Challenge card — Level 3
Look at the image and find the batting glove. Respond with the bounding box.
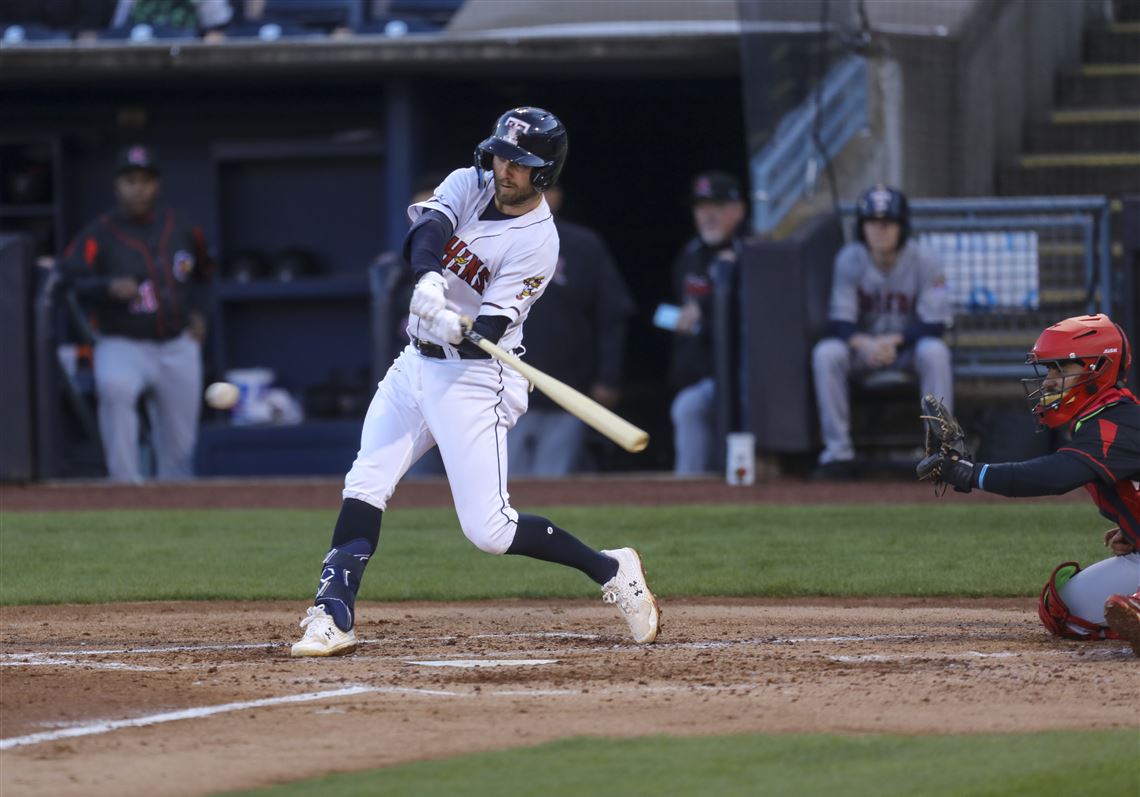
[410,272,447,322]
[426,308,464,345]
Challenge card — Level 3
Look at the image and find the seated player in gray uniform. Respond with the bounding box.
[811,184,953,480]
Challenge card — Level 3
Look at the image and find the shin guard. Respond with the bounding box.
[314,538,372,632]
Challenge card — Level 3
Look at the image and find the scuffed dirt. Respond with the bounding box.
[1,599,1135,797]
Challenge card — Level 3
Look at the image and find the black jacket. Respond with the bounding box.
[61,207,214,341]
[521,218,635,410]
[667,232,744,391]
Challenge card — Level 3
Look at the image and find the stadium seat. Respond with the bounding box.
[353,16,442,36]
[99,24,195,42]
[224,20,316,40]
[1,24,72,44]
[261,0,362,31]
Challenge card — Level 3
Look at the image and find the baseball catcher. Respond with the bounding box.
[916,314,1140,655]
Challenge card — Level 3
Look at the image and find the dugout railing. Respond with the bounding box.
[837,195,1114,381]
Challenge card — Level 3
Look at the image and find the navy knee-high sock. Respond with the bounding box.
[505,514,619,585]
[313,498,382,631]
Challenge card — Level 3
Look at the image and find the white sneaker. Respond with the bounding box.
[600,547,660,644]
[290,605,358,657]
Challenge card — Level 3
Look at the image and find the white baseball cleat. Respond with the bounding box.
[600,547,660,644]
[290,605,358,657]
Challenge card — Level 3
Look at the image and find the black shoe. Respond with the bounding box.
[810,460,859,482]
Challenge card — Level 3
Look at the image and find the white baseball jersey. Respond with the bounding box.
[407,167,559,352]
[828,240,951,336]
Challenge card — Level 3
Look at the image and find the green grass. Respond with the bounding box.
[218,731,1139,797]
[0,504,1112,605]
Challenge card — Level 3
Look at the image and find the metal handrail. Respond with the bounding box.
[751,55,868,234]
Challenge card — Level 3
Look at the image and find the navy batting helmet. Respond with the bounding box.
[474,107,568,192]
[854,184,910,246]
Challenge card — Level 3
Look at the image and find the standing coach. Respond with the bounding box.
[60,145,214,482]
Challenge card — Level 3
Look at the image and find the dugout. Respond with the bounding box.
[1,0,1105,480]
[1,9,759,478]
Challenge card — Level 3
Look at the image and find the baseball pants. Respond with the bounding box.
[813,336,953,465]
[93,333,202,482]
[508,408,586,476]
[343,345,530,555]
[671,377,716,475]
[1060,551,1140,628]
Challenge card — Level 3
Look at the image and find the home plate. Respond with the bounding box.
[406,659,559,669]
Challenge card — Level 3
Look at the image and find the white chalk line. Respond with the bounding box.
[830,651,1020,663]
[0,657,161,671]
[0,632,596,665]
[0,685,375,751]
[406,659,559,669]
[3,677,780,751]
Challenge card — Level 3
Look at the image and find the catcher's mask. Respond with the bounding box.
[474,107,567,192]
[1022,313,1131,428]
[854,184,910,247]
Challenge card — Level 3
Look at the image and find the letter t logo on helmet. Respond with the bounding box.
[474,107,568,192]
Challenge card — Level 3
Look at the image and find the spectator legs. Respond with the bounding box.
[914,337,954,413]
[93,336,149,482]
[151,334,203,480]
[812,337,855,465]
[671,377,716,474]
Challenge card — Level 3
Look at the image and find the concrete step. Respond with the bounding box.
[1056,67,1140,107]
[999,154,1140,196]
[1084,27,1140,62]
[1025,110,1140,152]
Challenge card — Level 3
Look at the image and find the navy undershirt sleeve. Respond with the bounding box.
[471,314,508,344]
[975,452,1095,497]
[402,210,455,279]
[901,319,946,348]
[828,320,857,341]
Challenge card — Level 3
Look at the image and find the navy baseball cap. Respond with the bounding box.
[690,171,742,204]
[115,144,160,176]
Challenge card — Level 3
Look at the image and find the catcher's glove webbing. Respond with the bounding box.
[915,394,975,493]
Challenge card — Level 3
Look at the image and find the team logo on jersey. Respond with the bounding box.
[172,250,195,282]
[503,117,531,145]
[441,235,490,294]
[516,276,545,300]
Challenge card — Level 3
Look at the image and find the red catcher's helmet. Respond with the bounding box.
[1022,314,1132,428]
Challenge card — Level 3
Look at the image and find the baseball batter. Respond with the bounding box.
[292,107,659,656]
[813,185,953,476]
[919,314,1140,655]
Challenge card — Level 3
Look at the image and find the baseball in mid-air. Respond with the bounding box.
[205,381,240,410]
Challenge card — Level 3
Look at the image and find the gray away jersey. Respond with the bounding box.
[828,241,951,336]
[407,167,559,351]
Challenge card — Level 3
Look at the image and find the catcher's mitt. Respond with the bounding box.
[916,394,974,491]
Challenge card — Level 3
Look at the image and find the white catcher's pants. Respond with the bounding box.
[1059,551,1140,628]
[343,345,529,554]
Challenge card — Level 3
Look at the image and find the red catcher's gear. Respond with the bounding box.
[1023,314,1133,429]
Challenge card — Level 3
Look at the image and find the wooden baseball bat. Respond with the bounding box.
[462,326,649,453]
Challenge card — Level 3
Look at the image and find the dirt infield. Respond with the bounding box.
[1,477,1111,797]
[2,598,1135,797]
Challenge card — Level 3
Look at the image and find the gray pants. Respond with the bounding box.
[671,377,716,475]
[508,408,586,476]
[812,337,953,464]
[93,333,202,482]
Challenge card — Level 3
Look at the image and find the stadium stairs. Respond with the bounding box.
[999,4,1140,197]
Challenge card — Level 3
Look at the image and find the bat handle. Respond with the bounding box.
[458,314,479,341]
